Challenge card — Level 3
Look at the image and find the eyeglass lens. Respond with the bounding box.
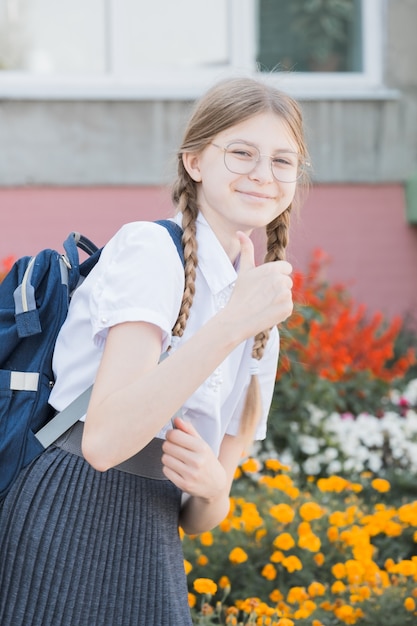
[223,142,301,183]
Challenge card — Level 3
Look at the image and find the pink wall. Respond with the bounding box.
[1,184,416,322]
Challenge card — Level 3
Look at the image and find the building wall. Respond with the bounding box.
[0,0,416,323]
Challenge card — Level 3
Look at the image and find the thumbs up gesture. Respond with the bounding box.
[226,231,293,339]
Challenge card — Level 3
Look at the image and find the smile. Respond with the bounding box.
[237,190,276,200]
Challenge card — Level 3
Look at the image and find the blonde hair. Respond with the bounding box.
[171,77,309,442]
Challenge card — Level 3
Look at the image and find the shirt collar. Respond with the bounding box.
[174,212,238,295]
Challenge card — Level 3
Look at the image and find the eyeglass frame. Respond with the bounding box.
[210,141,308,183]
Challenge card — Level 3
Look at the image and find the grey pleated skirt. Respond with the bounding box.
[0,445,192,626]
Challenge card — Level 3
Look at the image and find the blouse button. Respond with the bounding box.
[101,317,108,324]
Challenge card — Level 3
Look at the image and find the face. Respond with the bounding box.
[182,112,299,256]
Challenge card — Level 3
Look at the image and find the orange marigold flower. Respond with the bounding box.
[193,578,218,595]
[277,619,294,626]
[271,550,284,563]
[199,531,213,546]
[282,555,303,573]
[331,580,347,594]
[188,593,196,608]
[371,478,391,493]
[314,553,325,566]
[328,526,339,542]
[391,560,417,577]
[332,563,346,579]
[398,501,417,525]
[287,586,308,604]
[184,559,193,575]
[294,600,317,619]
[197,555,208,566]
[265,458,291,472]
[317,476,349,493]
[240,457,261,473]
[273,533,295,551]
[270,588,284,603]
[298,532,321,552]
[297,521,312,536]
[299,501,325,521]
[357,586,371,600]
[229,547,248,564]
[234,467,242,479]
[405,597,416,612]
[334,604,360,624]
[269,503,295,524]
[308,582,326,597]
[345,559,365,584]
[261,563,277,581]
[218,576,231,589]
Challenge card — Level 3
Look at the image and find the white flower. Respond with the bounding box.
[327,459,342,474]
[307,404,327,427]
[323,447,339,462]
[299,435,320,455]
[367,453,383,473]
[303,456,322,475]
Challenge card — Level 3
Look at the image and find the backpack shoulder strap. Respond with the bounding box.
[35,220,184,449]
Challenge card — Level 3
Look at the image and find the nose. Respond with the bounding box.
[248,154,274,183]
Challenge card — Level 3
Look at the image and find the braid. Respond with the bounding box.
[251,206,291,360]
[240,206,292,443]
[171,175,199,338]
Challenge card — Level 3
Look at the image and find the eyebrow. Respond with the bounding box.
[228,139,298,154]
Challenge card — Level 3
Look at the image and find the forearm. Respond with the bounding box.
[83,309,243,470]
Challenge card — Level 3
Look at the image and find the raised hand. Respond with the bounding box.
[225,231,293,340]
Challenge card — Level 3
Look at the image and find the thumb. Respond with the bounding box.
[236,231,255,273]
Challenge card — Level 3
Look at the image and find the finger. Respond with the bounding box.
[275,260,293,276]
[236,231,255,273]
[172,416,202,439]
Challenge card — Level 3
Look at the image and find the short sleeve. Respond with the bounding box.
[90,221,184,352]
[225,327,280,440]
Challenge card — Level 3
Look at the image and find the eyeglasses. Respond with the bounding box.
[211,141,307,183]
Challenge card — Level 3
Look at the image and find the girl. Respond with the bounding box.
[0,76,309,625]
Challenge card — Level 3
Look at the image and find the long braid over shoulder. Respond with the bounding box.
[170,76,309,443]
[251,206,291,360]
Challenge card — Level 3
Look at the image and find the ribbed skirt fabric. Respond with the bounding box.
[0,445,192,626]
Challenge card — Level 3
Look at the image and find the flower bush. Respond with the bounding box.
[0,255,14,283]
[265,249,417,481]
[183,251,417,625]
[184,460,417,625]
[274,378,417,487]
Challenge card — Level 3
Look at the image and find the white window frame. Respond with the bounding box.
[0,0,396,101]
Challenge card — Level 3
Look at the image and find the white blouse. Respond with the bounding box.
[50,213,279,456]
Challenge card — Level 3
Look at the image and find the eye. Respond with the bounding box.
[228,144,257,160]
[273,153,298,168]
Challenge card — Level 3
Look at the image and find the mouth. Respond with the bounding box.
[236,190,275,200]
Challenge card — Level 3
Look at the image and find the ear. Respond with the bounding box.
[182,152,202,182]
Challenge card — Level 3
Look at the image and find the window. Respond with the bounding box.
[0,0,385,99]
[257,0,363,73]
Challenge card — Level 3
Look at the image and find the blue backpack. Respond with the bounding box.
[0,220,184,500]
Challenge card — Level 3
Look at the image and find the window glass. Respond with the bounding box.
[114,0,228,72]
[0,0,228,74]
[0,0,106,73]
[257,0,363,73]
